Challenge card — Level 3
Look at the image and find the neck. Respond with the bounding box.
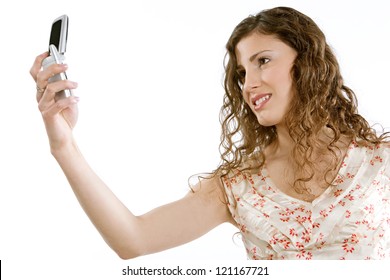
[268,124,295,157]
[266,124,351,159]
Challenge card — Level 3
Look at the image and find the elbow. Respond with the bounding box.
[106,217,148,260]
[113,244,144,260]
[116,250,141,260]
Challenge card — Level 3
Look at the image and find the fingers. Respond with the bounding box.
[36,63,68,95]
[38,79,78,110]
[32,51,80,142]
[32,51,79,105]
[40,95,79,120]
[31,51,73,99]
[30,51,49,82]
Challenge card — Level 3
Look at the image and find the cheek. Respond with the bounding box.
[268,69,294,98]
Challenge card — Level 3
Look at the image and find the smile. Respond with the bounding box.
[252,94,271,110]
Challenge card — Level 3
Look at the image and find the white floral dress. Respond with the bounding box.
[223,140,390,260]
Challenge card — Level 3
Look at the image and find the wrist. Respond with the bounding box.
[50,138,80,160]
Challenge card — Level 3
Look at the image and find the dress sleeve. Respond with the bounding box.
[222,174,239,224]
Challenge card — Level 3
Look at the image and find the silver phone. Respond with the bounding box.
[42,15,71,100]
[49,15,68,54]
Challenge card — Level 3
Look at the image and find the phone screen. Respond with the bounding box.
[48,15,68,54]
[49,20,62,51]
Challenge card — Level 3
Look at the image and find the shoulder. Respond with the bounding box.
[352,140,390,170]
[353,138,388,153]
[183,174,235,224]
[380,142,390,164]
[369,141,390,157]
[353,139,390,153]
[187,174,227,204]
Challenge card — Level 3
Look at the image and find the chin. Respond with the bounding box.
[257,121,276,127]
[255,112,284,127]
[256,117,278,127]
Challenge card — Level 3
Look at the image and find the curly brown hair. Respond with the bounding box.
[216,7,388,191]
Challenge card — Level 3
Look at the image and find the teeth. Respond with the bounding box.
[255,95,270,106]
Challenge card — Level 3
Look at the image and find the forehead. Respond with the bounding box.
[235,32,295,65]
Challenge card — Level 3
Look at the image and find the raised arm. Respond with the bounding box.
[30,52,233,259]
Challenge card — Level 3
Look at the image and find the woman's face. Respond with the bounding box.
[236,32,297,127]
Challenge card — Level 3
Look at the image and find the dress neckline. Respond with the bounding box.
[259,140,354,207]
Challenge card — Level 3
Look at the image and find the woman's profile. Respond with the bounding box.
[30,6,389,260]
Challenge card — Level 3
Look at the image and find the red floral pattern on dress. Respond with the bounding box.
[223,141,390,259]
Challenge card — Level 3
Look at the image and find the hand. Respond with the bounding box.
[30,51,79,152]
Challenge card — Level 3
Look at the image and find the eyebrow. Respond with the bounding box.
[237,50,272,68]
[249,50,272,62]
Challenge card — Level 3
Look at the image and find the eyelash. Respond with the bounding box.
[236,57,270,85]
[257,57,270,66]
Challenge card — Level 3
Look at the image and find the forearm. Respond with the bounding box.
[52,139,142,259]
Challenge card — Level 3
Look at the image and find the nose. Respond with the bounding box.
[242,69,261,94]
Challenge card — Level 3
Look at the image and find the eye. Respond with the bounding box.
[258,57,270,66]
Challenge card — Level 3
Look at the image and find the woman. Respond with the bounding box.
[30,7,389,260]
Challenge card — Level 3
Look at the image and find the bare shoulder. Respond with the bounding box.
[186,174,226,203]
[185,174,234,224]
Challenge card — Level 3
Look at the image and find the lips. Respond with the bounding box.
[251,93,272,110]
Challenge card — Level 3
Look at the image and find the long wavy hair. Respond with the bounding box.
[215,6,388,192]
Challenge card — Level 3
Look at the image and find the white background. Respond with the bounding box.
[0,0,389,279]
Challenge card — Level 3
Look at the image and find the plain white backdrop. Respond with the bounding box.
[0,0,389,279]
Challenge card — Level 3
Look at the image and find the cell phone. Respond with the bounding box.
[49,15,68,54]
[49,44,68,81]
[42,15,71,100]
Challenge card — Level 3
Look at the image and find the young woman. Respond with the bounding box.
[30,7,389,260]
